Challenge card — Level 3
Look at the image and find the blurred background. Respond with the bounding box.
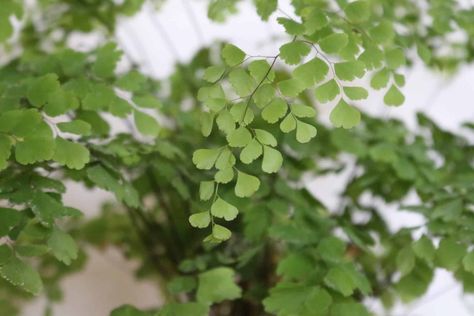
[23,0,474,315]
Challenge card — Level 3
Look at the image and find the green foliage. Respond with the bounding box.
[196,267,241,304]
[1,0,474,315]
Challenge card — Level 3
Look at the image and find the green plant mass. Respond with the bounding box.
[0,0,474,315]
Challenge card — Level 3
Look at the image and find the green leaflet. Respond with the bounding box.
[15,136,55,165]
[278,17,305,36]
[132,95,162,109]
[254,0,277,20]
[200,112,214,137]
[343,86,368,100]
[86,165,140,208]
[330,302,370,316]
[92,43,122,78]
[203,65,225,82]
[134,110,160,137]
[344,1,370,23]
[278,79,305,97]
[324,264,371,297]
[277,253,314,280]
[412,235,435,262]
[196,267,241,304]
[0,246,12,265]
[215,167,234,183]
[240,138,263,164]
[384,85,405,106]
[215,147,236,170]
[370,20,395,44]
[197,85,226,111]
[212,224,232,241]
[47,229,78,265]
[371,69,390,90]
[248,59,275,82]
[189,211,211,228]
[227,127,252,147]
[396,247,416,276]
[230,101,254,126]
[211,198,238,221]
[279,41,311,65]
[229,68,256,97]
[193,148,221,170]
[262,145,283,173]
[334,61,366,81]
[199,181,215,201]
[81,88,109,112]
[359,46,384,70]
[235,171,260,197]
[317,236,346,263]
[254,84,275,108]
[216,110,235,134]
[0,208,22,236]
[264,284,332,316]
[262,98,287,123]
[116,70,148,92]
[57,120,91,136]
[303,9,328,34]
[291,104,316,118]
[221,44,245,66]
[254,129,277,146]
[0,134,12,170]
[280,114,297,133]
[463,252,474,274]
[27,74,60,107]
[436,238,466,271]
[296,120,317,143]
[330,100,361,129]
[45,89,79,116]
[319,33,348,54]
[385,48,406,70]
[293,57,329,88]
[0,2,22,42]
[53,138,90,170]
[0,256,43,295]
[315,80,340,103]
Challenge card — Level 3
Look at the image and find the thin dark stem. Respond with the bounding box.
[240,54,279,124]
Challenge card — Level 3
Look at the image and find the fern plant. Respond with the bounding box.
[0,0,474,315]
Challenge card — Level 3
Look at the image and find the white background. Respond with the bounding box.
[24,0,474,315]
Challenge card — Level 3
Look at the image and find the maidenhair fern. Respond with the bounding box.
[0,0,473,315]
